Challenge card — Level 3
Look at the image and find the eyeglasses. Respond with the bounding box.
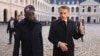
[26,11,35,15]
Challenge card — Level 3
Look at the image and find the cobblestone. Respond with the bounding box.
[0,24,100,56]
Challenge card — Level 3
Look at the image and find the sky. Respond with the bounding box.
[50,0,100,4]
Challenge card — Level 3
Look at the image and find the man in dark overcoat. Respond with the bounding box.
[13,5,43,56]
[7,17,14,45]
[48,6,85,56]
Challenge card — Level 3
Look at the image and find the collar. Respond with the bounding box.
[57,17,70,24]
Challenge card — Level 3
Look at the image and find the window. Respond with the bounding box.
[71,17,74,20]
[83,9,84,12]
[20,0,23,4]
[52,7,54,12]
[71,7,74,12]
[83,6,85,8]
[26,0,28,4]
[94,6,96,8]
[20,0,23,2]
[88,7,91,12]
[15,0,18,3]
[94,9,96,12]
[76,7,79,12]
[33,0,34,4]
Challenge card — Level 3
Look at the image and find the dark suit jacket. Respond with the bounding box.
[13,19,43,56]
[48,19,83,56]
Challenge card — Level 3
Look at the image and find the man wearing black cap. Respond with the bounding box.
[13,5,43,56]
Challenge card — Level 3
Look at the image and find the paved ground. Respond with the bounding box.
[0,24,100,56]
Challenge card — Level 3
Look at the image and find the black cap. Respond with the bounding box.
[24,5,35,13]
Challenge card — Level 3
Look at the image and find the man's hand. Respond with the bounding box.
[58,41,68,52]
[79,19,85,34]
[13,32,16,35]
[79,26,85,34]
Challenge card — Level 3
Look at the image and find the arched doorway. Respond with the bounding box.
[76,17,79,22]
[4,9,7,22]
[15,10,18,19]
[94,19,96,23]
[87,17,91,23]
[52,16,56,21]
